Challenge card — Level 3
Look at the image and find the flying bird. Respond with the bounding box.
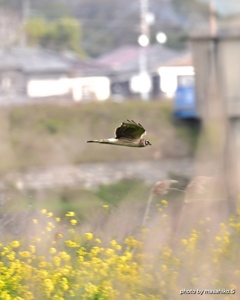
[87,120,151,147]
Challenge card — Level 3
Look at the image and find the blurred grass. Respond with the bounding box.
[0,100,198,174]
[96,179,149,206]
[2,179,151,223]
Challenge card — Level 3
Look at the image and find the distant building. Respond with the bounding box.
[0,47,110,103]
[95,44,193,99]
[158,52,193,97]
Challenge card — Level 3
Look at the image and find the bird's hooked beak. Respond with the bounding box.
[146,140,151,146]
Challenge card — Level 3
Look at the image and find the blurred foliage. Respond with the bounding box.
[40,118,62,135]
[0,0,213,57]
[0,0,239,56]
[26,17,84,56]
[174,118,201,151]
[163,31,187,50]
[96,179,149,206]
[1,180,150,223]
[172,0,209,18]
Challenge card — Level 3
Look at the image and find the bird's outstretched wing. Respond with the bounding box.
[115,120,146,139]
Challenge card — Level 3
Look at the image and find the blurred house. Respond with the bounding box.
[70,60,110,101]
[95,44,193,100]
[158,52,193,97]
[0,47,110,103]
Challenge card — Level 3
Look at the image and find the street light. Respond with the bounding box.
[138,34,149,47]
[156,32,167,44]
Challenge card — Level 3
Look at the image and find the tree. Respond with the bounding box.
[26,17,84,56]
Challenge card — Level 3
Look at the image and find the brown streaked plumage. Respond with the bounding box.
[87,120,151,148]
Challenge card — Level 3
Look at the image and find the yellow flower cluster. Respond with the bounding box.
[0,208,239,299]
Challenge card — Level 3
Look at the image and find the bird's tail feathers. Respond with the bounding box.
[87,139,117,144]
[87,140,99,143]
[87,139,111,143]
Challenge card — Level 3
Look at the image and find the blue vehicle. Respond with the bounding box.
[173,75,197,119]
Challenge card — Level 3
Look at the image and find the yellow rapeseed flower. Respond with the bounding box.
[110,240,117,247]
[41,209,47,214]
[19,251,31,258]
[116,244,122,251]
[85,232,94,240]
[39,261,47,268]
[161,199,168,206]
[59,251,70,261]
[65,211,75,217]
[181,239,188,245]
[141,227,149,234]
[161,264,168,272]
[10,240,20,248]
[65,240,79,248]
[44,278,54,295]
[70,219,78,226]
[47,222,55,229]
[34,237,41,243]
[77,247,87,256]
[32,219,38,224]
[49,247,57,254]
[56,233,63,239]
[106,248,114,256]
[53,256,61,267]
[47,212,53,218]
[60,277,69,291]
[7,252,15,261]
[124,236,137,247]
[0,291,11,300]
[29,245,36,254]
[53,296,64,300]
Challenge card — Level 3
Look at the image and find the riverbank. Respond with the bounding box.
[3,158,194,191]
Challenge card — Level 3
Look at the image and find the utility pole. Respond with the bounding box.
[209,0,217,36]
[138,0,151,100]
[21,0,30,47]
[140,0,150,43]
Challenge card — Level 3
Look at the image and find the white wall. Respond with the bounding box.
[27,76,110,101]
[27,78,71,98]
[71,77,110,101]
[158,66,194,97]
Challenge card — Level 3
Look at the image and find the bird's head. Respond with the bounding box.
[145,140,152,146]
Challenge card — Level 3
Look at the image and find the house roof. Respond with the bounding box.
[95,44,190,74]
[96,45,140,69]
[161,52,192,67]
[0,47,72,73]
[0,47,106,76]
[71,60,109,76]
